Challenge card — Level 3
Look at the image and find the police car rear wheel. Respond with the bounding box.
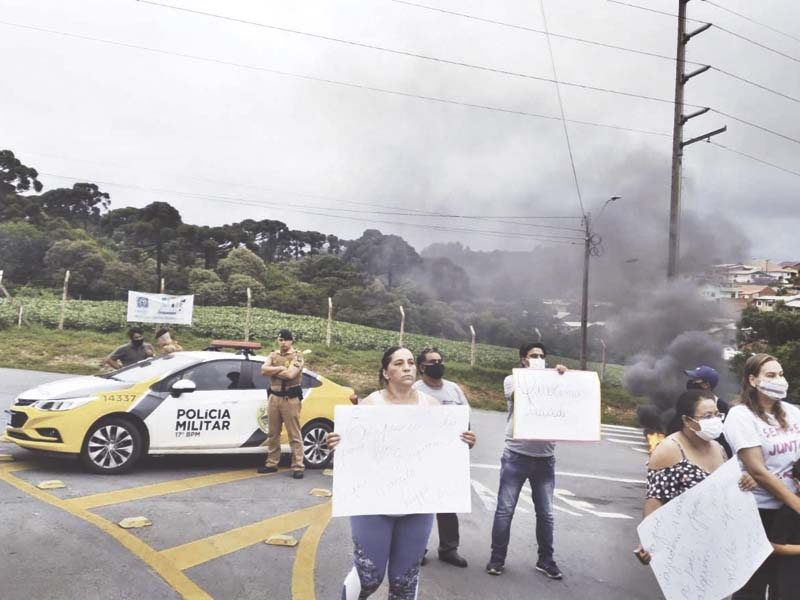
[80,417,143,474]
[302,421,332,469]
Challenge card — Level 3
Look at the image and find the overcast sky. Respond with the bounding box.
[3,0,799,266]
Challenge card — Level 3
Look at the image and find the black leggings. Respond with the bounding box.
[732,509,779,600]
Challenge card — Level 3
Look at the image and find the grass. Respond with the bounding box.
[0,324,645,425]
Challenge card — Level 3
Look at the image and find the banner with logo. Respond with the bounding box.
[126,291,194,325]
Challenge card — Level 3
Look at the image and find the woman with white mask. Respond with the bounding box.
[725,354,800,599]
[634,390,757,565]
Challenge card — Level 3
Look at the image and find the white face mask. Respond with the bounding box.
[527,357,546,370]
[693,417,724,441]
[757,378,789,400]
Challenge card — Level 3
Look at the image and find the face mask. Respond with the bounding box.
[527,357,546,370]
[693,417,724,441]
[758,378,789,400]
[131,339,144,348]
[424,363,445,379]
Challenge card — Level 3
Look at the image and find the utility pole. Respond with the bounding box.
[668,0,726,279]
[580,212,592,371]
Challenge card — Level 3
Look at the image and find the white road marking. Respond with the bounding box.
[554,489,632,520]
[601,424,643,433]
[470,479,529,514]
[631,448,650,454]
[601,431,645,440]
[606,438,649,447]
[470,464,645,484]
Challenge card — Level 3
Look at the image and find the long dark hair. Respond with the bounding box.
[738,353,788,429]
[667,390,707,434]
[379,346,408,387]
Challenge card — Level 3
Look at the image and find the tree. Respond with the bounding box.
[422,257,472,302]
[0,150,42,196]
[0,222,50,284]
[217,248,268,283]
[226,274,267,306]
[37,183,110,224]
[343,229,422,289]
[43,240,108,297]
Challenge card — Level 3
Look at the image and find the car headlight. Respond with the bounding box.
[32,397,94,411]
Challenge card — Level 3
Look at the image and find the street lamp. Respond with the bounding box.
[580,196,621,370]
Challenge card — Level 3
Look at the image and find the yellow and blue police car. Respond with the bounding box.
[3,342,354,474]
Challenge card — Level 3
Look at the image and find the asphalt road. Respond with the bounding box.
[0,367,662,600]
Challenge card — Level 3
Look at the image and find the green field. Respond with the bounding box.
[0,298,643,424]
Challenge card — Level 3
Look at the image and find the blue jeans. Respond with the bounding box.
[490,448,555,565]
[342,513,434,599]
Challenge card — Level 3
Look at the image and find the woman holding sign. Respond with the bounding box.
[634,390,757,565]
[327,346,476,600]
[724,354,800,599]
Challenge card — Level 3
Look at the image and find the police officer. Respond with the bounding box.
[258,329,305,479]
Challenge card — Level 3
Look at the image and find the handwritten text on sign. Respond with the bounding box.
[512,369,600,441]
[331,405,471,518]
[637,459,772,600]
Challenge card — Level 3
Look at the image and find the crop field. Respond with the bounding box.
[0,298,622,381]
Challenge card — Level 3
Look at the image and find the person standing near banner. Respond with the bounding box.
[413,346,471,568]
[486,342,566,580]
[155,328,183,355]
[257,329,306,479]
[103,327,154,370]
[326,346,476,599]
[724,353,800,599]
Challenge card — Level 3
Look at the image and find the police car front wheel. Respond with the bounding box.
[80,417,144,474]
[302,420,333,469]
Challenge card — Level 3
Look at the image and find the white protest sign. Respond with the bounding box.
[638,459,772,600]
[331,405,471,518]
[512,368,600,441]
[126,291,194,325]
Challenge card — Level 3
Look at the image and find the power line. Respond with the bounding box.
[391,0,800,110]
[0,20,672,139]
[709,141,800,179]
[137,0,687,108]
[390,0,703,66]
[607,0,800,65]
[538,0,585,216]
[39,172,584,244]
[711,109,800,147]
[18,148,583,226]
[701,0,800,45]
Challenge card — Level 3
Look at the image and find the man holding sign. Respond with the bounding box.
[486,342,567,580]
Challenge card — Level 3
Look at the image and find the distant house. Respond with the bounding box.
[700,284,740,301]
[783,299,800,313]
[753,294,800,312]
[736,285,776,300]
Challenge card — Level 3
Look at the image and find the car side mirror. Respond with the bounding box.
[171,379,196,397]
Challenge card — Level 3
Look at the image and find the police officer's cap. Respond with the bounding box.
[278,329,293,341]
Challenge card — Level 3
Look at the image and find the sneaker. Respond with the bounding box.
[485,561,504,576]
[292,471,304,479]
[257,465,278,474]
[535,560,563,580]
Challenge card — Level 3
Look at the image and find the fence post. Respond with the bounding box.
[535,327,542,342]
[469,325,476,367]
[0,269,12,300]
[18,305,23,328]
[600,338,607,382]
[244,287,252,341]
[58,269,70,330]
[326,297,333,347]
[399,305,405,347]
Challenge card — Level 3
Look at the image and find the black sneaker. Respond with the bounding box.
[535,560,563,580]
[485,561,504,576]
[439,550,468,568]
[257,465,278,474]
[292,471,304,479]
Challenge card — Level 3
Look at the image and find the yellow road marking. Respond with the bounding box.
[0,461,32,473]
[0,470,212,600]
[160,502,329,571]
[66,468,283,510]
[292,502,332,600]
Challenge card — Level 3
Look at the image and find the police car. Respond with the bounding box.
[3,341,354,474]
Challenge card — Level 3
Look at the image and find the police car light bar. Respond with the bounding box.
[207,340,263,355]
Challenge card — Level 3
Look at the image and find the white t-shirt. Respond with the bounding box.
[724,402,800,509]
[361,389,439,406]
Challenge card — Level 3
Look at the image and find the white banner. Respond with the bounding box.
[126,291,194,325]
[638,459,772,600]
[332,405,471,517]
[512,368,601,441]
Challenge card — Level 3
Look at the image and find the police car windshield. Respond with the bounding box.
[103,355,197,383]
